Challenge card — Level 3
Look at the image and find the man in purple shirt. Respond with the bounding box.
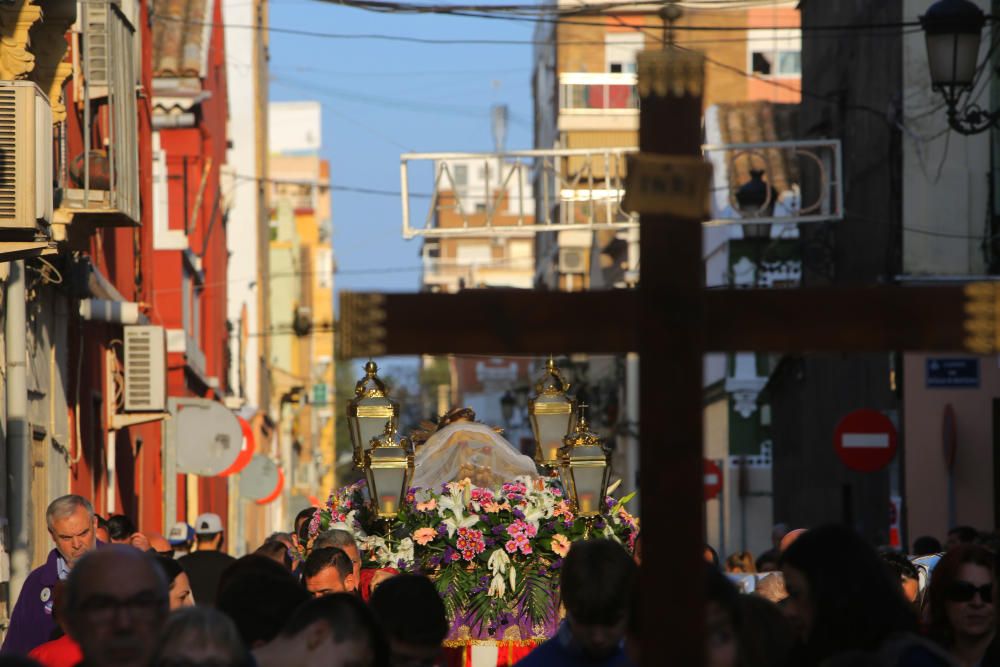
[1,494,99,655]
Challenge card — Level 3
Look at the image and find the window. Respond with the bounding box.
[456,243,492,266]
[747,29,801,78]
[452,164,468,187]
[605,33,644,73]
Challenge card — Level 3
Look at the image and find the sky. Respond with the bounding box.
[267,0,537,296]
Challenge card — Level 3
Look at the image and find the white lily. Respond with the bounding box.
[438,490,479,537]
[395,537,415,564]
[509,564,517,590]
[488,573,507,598]
[487,548,510,576]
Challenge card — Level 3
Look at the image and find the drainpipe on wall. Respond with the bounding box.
[5,261,29,605]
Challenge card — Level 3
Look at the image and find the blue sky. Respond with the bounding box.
[267,0,537,295]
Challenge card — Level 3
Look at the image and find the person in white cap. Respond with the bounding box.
[178,513,235,607]
[167,521,195,558]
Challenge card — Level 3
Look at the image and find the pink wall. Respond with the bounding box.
[904,352,997,543]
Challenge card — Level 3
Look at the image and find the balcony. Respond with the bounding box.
[558,72,639,132]
[55,0,142,235]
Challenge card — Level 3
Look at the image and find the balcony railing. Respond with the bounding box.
[559,72,638,113]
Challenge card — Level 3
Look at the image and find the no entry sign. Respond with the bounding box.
[704,459,723,500]
[834,409,898,473]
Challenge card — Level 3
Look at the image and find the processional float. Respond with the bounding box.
[296,359,639,665]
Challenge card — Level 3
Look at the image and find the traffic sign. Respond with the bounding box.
[704,459,723,501]
[834,409,898,473]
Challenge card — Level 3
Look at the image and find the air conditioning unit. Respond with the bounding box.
[82,0,110,97]
[0,81,52,231]
[124,325,166,412]
[558,247,587,274]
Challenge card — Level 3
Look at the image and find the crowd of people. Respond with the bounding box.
[1,495,999,667]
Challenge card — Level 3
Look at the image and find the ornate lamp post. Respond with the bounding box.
[558,406,611,519]
[528,358,576,469]
[346,361,400,470]
[363,423,414,519]
[920,0,997,134]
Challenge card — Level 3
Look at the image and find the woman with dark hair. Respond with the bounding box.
[927,544,1000,666]
[781,524,949,666]
[154,555,196,610]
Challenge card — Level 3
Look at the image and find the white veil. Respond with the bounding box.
[412,421,539,490]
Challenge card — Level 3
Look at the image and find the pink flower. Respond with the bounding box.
[505,539,519,554]
[456,527,486,557]
[416,498,437,512]
[471,488,495,504]
[413,527,437,546]
[507,519,536,540]
[551,534,571,557]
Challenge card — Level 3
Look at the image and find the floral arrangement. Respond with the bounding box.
[295,475,639,637]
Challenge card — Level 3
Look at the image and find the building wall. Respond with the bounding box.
[902,0,991,275]
[904,353,997,540]
[899,1,995,542]
[224,0,268,410]
[763,0,904,545]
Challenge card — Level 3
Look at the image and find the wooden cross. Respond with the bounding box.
[339,50,984,665]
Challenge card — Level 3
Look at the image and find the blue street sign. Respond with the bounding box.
[926,358,980,388]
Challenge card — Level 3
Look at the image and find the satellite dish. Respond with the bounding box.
[239,454,281,501]
[219,416,255,477]
[172,399,244,476]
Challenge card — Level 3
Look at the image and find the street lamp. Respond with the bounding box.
[528,358,576,469]
[735,169,774,239]
[500,391,516,423]
[920,0,997,135]
[558,406,611,518]
[363,423,414,519]
[346,361,400,470]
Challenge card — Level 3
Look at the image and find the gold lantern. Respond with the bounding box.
[363,423,414,519]
[346,361,400,469]
[528,358,576,468]
[558,407,611,518]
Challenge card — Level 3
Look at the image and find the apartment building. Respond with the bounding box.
[268,101,337,515]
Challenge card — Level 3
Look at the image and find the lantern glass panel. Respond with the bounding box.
[532,395,574,462]
[926,31,981,88]
[368,446,408,516]
[359,415,392,452]
[569,445,608,516]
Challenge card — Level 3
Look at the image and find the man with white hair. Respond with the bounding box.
[1,494,100,655]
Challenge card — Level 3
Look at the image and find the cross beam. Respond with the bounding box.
[339,284,971,357]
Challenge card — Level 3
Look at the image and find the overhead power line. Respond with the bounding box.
[153,12,937,47]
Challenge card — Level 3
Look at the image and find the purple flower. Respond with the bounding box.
[492,525,506,536]
[513,508,525,520]
[437,524,449,536]
[480,515,490,523]
[605,497,615,509]
[484,537,496,547]
[428,554,443,567]
[397,559,407,569]
[551,558,564,569]
[595,519,607,531]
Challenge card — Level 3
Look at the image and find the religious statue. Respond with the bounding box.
[410,408,539,490]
